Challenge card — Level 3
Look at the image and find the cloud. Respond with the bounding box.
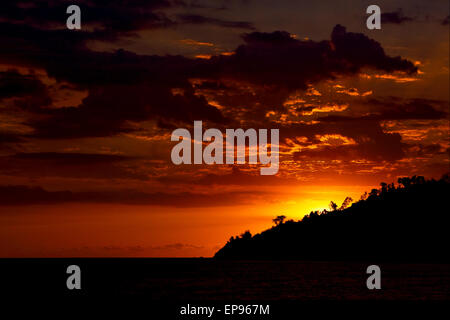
[406,143,447,157]
[1,23,418,90]
[176,14,255,30]
[0,184,267,207]
[442,16,449,26]
[0,132,23,148]
[180,39,215,47]
[12,152,131,163]
[0,22,419,148]
[381,9,414,24]
[0,0,176,33]
[205,25,417,92]
[0,70,51,109]
[364,98,448,121]
[294,137,404,162]
[287,96,448,163]
[291,118,406,162]
[329,25,417,73]
[1,1,255,36]
[0,22,418,144]
[184,25,419,125]
[0,152,149,180]
[28,84,228,139]
[158,166,298,185]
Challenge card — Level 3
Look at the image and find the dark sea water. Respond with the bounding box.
[1,259,449,300]
[120,260,450,300]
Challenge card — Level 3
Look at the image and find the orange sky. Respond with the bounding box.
[0,0,448,257]
[0,185,370,257]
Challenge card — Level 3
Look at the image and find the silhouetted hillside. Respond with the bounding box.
[214,175,450,261]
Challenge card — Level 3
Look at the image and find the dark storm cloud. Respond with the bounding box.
[202,84,291,126]
[0,22,122,83]
[0,27,227,138]
[381,9,414,24]
[204,25,417,91]
[0,0,176,33]
[194,25,419,127]
[176,14,255,30]
[0,185,265,207]
[158,166,298,185]
[309,97,448,125]
[364,98,448,120]
[0,0,253,36]
[0,20,418,142]
[293,143,403,162]
[29,84,228,139]
[12,152,131,163]
[289,97,448,162]
[0,23,197,88]
[0,14,231,139]
[0,152,149,180]
[329,25,417,74]
[407,143,447,157]
[288,117,406,162]
[1,23,417,91]
[0,70,51,109]
[0,133,21,143]
[294,134,405,162]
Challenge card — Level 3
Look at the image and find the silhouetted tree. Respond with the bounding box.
[398,177,411,188]
[329,201,338,211]
[412,175,425,185]
[339,197,353,210]
[369,188,379,198]
[272,215,286,226]
[240,230,252,240]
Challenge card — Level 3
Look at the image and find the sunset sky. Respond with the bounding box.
[0,0,448,257]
